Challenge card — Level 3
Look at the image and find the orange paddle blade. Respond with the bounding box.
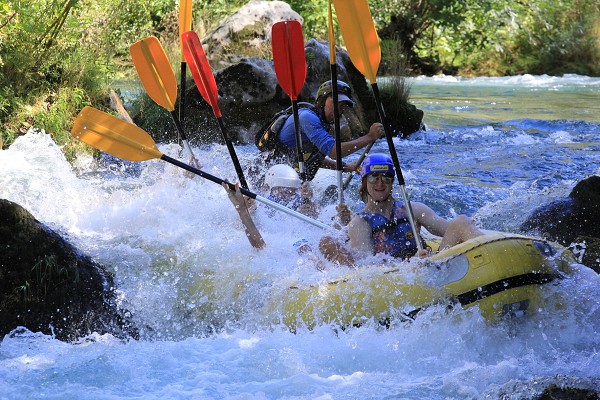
[71,106,163,162]
[332,0,381,84]
[178,0,193,62]
[130,36,178,111]
[272,20,307,100]
[328,0,336,64]
[181,30,222,118]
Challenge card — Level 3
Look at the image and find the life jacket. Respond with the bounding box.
[255,103,325,181]
[359,201,425,260]
[254,102,317,153]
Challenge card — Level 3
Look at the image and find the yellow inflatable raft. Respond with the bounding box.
[267,232,575,329]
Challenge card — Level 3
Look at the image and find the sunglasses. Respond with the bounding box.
[366,173,394,184]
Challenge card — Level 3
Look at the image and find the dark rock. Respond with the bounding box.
[0,199,138,342]
[537,383,599,400]
[520,176,600,271]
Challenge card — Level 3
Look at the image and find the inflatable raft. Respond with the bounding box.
[266,232,576,329]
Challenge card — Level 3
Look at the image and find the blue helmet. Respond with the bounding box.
[360,153,394,177]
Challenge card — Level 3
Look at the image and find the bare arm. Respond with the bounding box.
[223,182,266,250]
[410,201,451,237]
[320,212,377,265]
[328,122,384,159]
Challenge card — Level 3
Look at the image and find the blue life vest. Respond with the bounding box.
[359,201,424,260]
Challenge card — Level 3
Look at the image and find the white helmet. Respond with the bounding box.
[264,164,301,189]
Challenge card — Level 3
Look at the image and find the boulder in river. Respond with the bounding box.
[520,175,600,272]
[0,199,138,342]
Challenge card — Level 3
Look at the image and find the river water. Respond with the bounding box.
[1,74,599,399]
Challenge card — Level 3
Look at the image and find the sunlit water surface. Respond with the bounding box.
[1,75,599,399]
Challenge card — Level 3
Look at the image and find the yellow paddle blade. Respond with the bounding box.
[328,0,336,64]
[71,106,163,162]
[179,0,193,62]
[130,36,177,111]
[332,0,381,84]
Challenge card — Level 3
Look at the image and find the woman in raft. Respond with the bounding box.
[319,153,484,265]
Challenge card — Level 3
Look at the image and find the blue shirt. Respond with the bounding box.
[278,108,334,157]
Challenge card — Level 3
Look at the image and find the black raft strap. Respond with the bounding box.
[455,272,560,306]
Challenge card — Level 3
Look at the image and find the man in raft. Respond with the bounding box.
[267,80,386,180]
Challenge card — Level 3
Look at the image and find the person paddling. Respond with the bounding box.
[223,164,319,249]
[319,153,484,265]
[262,80,385,181]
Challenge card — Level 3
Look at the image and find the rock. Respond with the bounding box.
[520,175,600,272]
[202,0,302,68]
[537,383,600,400]
[0,199,138,342]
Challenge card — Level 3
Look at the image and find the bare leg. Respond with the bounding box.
[439,215,484,250]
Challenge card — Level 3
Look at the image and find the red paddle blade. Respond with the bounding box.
[181,30,222,118]
[272,20,307,100]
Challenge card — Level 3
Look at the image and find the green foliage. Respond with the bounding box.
[0,0,181,153]
[373,0,600,76]
[286,0,330,41]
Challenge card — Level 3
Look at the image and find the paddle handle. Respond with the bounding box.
[370,82,422,251]
[160,154,330,230]
[330,69,344,204]
[216,117,249,189]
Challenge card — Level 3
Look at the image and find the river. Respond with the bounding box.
[1,74,599,399]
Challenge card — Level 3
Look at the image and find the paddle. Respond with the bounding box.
[181,30,249,189]
[328,0,344,204]
[333,0,422,251]
[178,0,193,127]
[342,147,370,190]
[71,106,329,230]
[129,36,199,167]
[271,20,307,179]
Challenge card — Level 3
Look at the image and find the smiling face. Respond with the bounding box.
[364,173,394,203]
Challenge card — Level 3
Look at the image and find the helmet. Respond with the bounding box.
[264,164,301,189]
[359,153,394,177]
[316,80,354,105]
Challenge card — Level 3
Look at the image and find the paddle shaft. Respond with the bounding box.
[178,0,192,127]
[179,62,186,128]
[330,68,344,204]
[370,82,422,251]
[169,110,195,158]
[290,99,305,177]
[342,140,373,190]
[216,117,249,188]
[161,154,329,230]
[328,0,344,204]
